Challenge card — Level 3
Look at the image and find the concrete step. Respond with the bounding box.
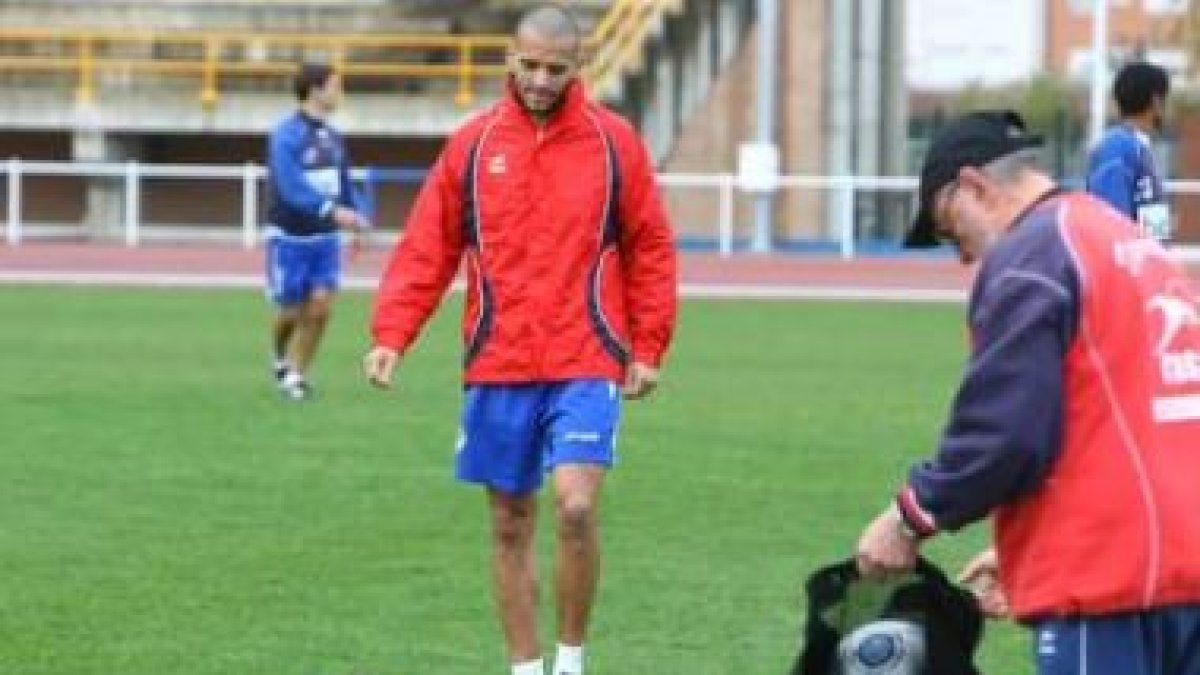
[0,86,499,136]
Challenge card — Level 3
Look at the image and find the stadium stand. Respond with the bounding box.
[6,2,872,249]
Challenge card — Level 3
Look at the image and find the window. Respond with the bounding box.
[1143,0,1189,14]
[1068,0,1132,14]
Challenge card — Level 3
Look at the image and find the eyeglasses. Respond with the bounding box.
[513,54,574,79]
[932,179,961,244]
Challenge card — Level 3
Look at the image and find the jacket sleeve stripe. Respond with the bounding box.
[896,486,939,538]
[1056,201,1163,606]
[462,121,498,366]
[584,115,630,366]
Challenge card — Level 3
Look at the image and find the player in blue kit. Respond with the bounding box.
[264,63,368,400]
[1086,61,1171,240]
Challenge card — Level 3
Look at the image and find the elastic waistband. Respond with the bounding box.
[263,225,339,242]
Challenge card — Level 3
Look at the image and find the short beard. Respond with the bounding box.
[519,92,565,122]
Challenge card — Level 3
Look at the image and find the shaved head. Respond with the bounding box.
[515,3,582,51]
[508,3,583,122]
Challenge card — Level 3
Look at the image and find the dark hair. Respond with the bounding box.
[294,62,335,102]
[1113,62,1169,117]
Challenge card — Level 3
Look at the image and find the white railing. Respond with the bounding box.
[656,173,738,256]
[0,160,920,258]
[4,160,269,249]
[4,160,1200,259]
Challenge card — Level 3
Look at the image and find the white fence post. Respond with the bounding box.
[241,162,258,249]
[124,160,141,247]
[718,173,734,257]
[837,177,856,260]
[6,157,21,246]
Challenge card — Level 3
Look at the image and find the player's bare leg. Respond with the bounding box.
[552,463,605,667]
[288,288,334,377]
[489,489,541,664]
[271,306,302,391]
[272,307,300,366]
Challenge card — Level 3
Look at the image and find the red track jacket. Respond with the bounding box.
[897,192,1200,619]
[995,196,1200,618]
[371,80,677,384]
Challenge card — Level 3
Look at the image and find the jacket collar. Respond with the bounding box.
[499,77,589,130]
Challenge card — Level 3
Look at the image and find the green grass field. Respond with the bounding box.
[0,286,1031,674]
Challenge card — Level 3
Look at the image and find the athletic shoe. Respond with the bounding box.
[283,380,313,401]
[277,369,312,401]
[272,357,291,384]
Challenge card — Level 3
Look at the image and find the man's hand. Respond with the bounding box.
[332,207,368,259]
[855,503,921,580]
[621,362,660,400]
[344,227,364,260]
[958,547,1009,618]
[363,346,399,389]
[331,205,364,230]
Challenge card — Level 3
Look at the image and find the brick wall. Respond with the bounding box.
[661,0,827,245]
[1169,115,1200,243]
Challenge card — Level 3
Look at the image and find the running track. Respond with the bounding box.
[2,241,1195,302]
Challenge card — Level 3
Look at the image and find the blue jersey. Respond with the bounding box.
[1085,125,1170,240]
[265,111,360,236]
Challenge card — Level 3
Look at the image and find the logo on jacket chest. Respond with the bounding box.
[487,153,507,175]
[1150,294,1200,386]
[1113,238,1169,277]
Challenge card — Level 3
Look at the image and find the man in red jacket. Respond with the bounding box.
[363,6,677,675]
[855,110,1200,674]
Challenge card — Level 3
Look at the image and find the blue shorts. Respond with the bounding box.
[264,230,341,306]
[1033,605,1200,675]
[455,379,621,495]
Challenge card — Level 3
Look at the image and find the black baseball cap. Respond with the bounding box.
[906,110,1044,248]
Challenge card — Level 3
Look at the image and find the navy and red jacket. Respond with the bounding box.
[896,191,1200,619]
[371,80,677,383]
[265,110,360,237]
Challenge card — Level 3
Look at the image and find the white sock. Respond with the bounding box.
[553,644,583,675]
[511,658,544,675]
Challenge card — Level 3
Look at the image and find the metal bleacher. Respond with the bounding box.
[0,0,680,135]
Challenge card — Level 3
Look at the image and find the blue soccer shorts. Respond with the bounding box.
[1032,605,1200,675]
[455,378,621,495]
[264,230,341,307]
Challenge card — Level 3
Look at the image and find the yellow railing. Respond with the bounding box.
[0,29,510,107]
[0,1,679,108]
[584,0,678,97]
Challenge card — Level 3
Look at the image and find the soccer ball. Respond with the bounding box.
[835,619,926,674]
